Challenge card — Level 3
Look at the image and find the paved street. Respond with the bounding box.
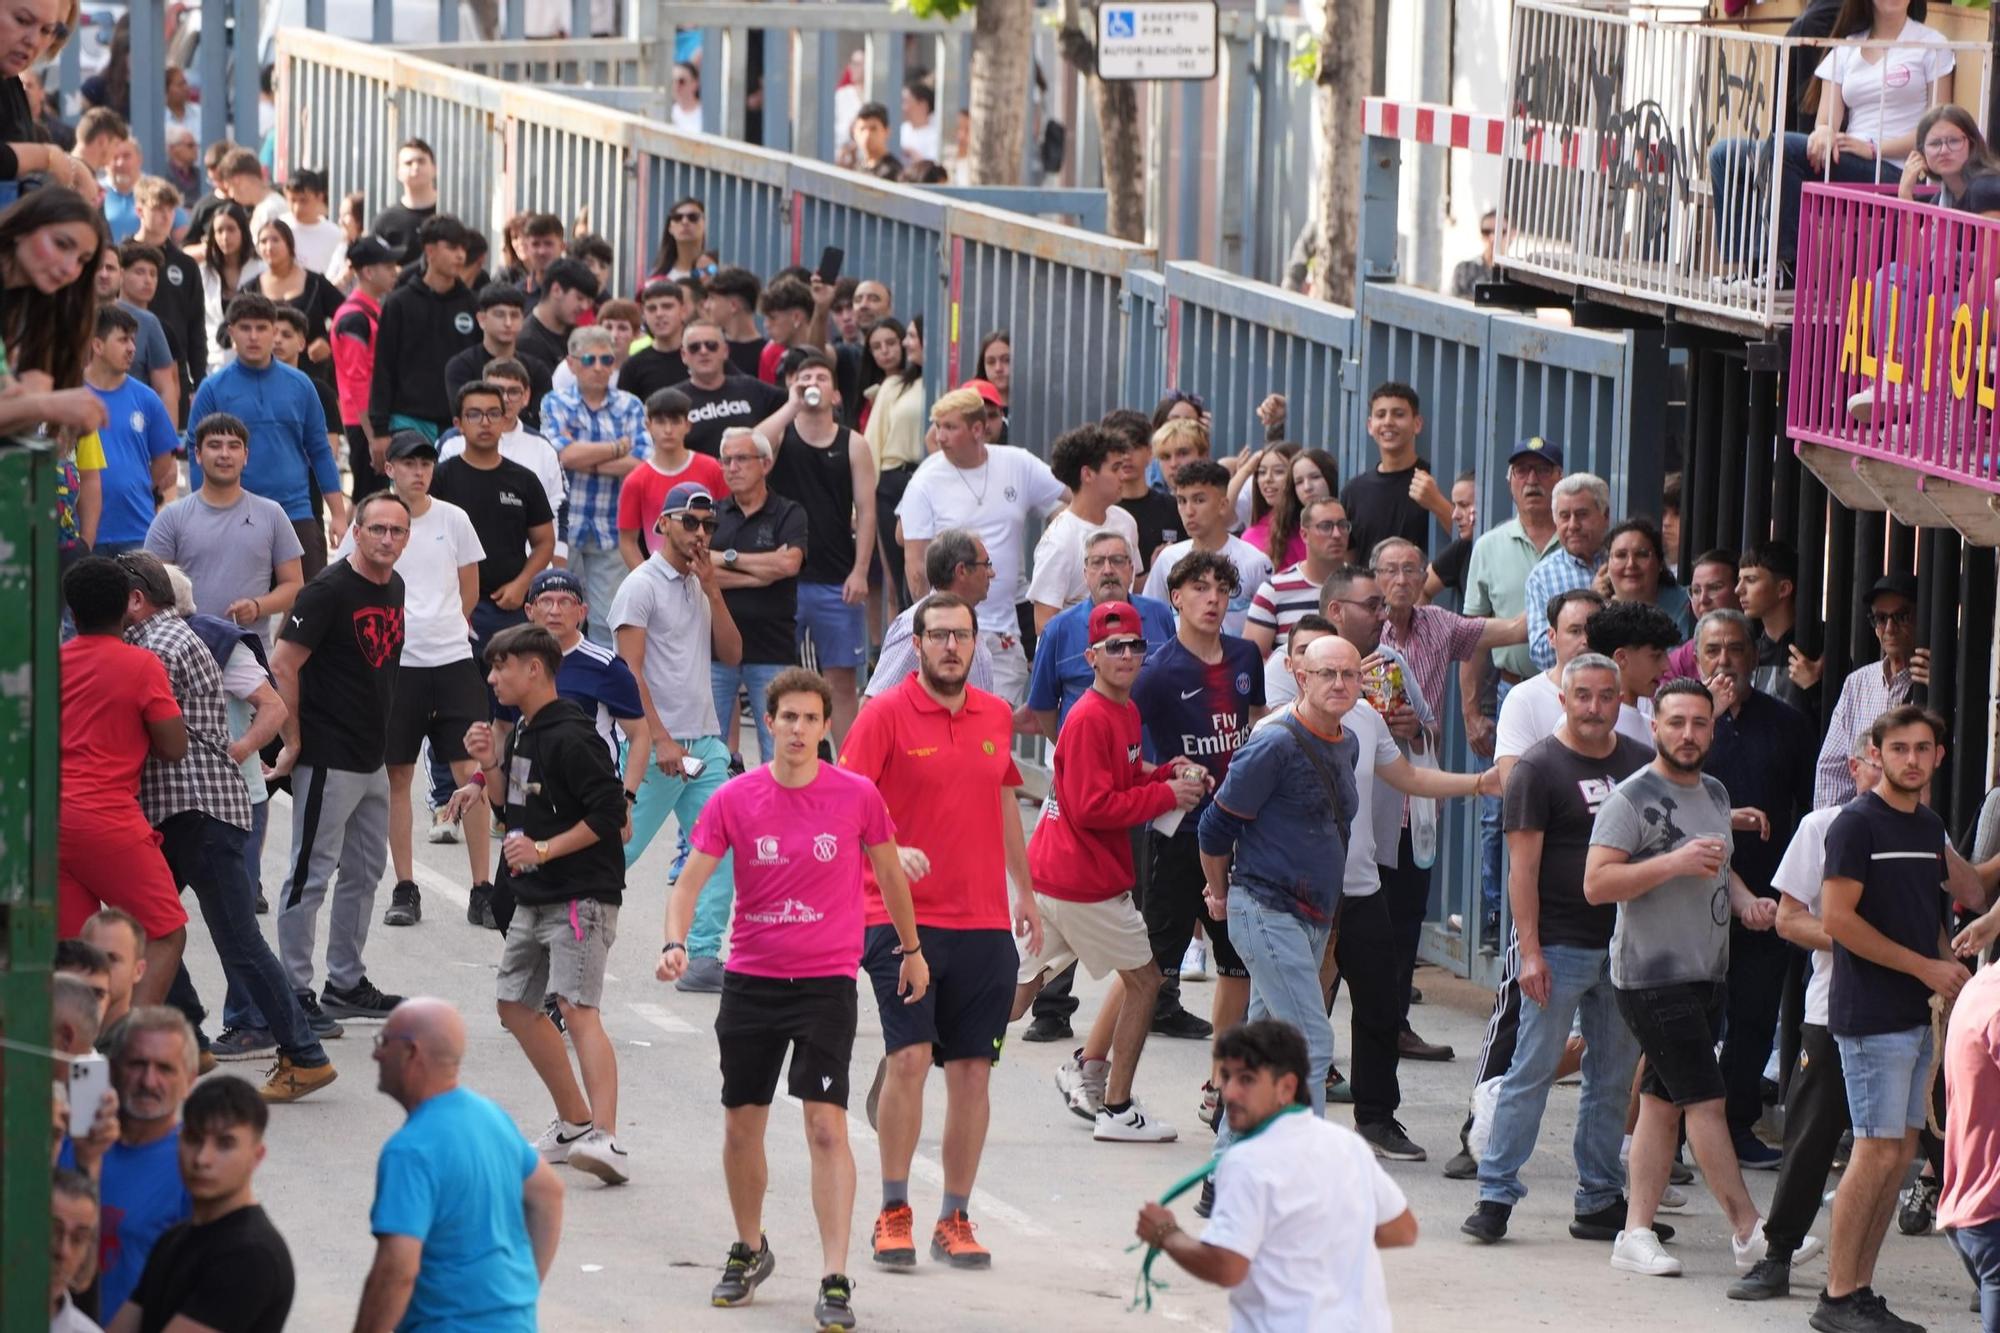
[176,789,1977,1332]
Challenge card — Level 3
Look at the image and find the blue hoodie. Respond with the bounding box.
[185,358,339,521]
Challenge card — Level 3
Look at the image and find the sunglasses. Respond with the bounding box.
[1166,389,1207,412]
[1869,608,1914,628]
[1095,637,1148,657]
[670,210,702,223]
[683,339,722,354]
[574,353,617,368]
[667,513,719,534]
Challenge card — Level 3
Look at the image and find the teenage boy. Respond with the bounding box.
[436,358,569,563]
[430,381,558,665]
[1341,381,1454,558]
[132,176,206,409]
[755,276,830,383]
[446,284,556,429]
[107,1076,296,1331]
[84,305,180,554]
[659,668,927,1333]
[703,266,770,376]
[471,624,633,1184]
[617,388,724,568]
[520,257,600,370]
[1141,460,1272,637]
[1104,409,1181,566]
[278,167,346,273]
[1016,601,1208,1140]
[370,138,440,264]
[332,236,400,501]
[1029,425,1143,629]
[620,278,690,404]
[368,215,481,444]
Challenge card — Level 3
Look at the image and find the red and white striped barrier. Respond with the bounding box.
[1361,99,1507,157]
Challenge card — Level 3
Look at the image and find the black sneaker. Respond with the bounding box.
[255,891,269,914]
[1357,1118,1426,1162]
[1898,1175,1939,1235]
[212,1026,277,1060]
[1734,1129,1783,1171]
[1442,1148,1478,1180]
[321,977,405,1019]
[466,882,499,930]
[382,880,421,927]
[711,1237,774,1307]
[543,993,567,1034]
[1193,1178,1215,1219]
[1809,1287,1909,1333]
[1570,1197,1673,1243]
[814,1273,856,1332]
[295,991,343,1038]
[1020,1014,1072,1043]
[1150,1006,1214,1040]
[1728,1256,1791,1301]
[1460,1200,1510,1243]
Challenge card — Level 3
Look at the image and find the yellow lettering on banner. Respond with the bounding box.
[1840,278,1862,375]
[1859,281,1879,380]
[1884,287,1904,386]
[1982,311,1998,411]
[1923,294,1938,392]
[1950,303,1975,400]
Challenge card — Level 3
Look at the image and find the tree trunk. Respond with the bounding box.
[969,0,1034,185]
[1057,8,1144,241]
[1312,0,1373,304]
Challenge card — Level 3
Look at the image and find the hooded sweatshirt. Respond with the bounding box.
[368,276,480,433]
[496,696,628,908]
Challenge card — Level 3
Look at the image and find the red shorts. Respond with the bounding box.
[58,820,187,940]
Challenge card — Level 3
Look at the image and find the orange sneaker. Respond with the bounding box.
[930,1209,991,1269]
[872,1202,916,1268]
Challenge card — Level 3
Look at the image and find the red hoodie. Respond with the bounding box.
[330,287,381,427]
[1029,686,1179,903]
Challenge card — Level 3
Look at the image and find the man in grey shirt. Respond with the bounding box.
[146,412,306,642]
[1585,679,1780,1281]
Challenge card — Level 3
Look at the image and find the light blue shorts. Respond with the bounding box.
[1834,1025,1933,1140]
[796,580,868,669]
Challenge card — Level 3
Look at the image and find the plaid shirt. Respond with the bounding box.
[1525,545,1608,670]
[1813,657,1914,809]
[543,384,650,551]
[1380,604,1486,723]
[127,612,254,831]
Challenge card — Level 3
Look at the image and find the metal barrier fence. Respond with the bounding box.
[1501,0,1991,331]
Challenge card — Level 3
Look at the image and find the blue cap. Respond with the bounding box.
[1506,436,1563,469]
[662,482,716,515]
[530,568,586,600]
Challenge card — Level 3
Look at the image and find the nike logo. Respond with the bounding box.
[1179,688,1202,700]
[555,1128,590,1145]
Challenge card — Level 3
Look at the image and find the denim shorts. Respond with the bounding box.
[796,581,868,668]
[1834,1025,1933,1140]
[1614,980,1727,1107]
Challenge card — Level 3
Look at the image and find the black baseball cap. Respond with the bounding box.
[346,235,397,269]
[386,430,437,462]
[1864,573,1918,608]
[530,568,586,601]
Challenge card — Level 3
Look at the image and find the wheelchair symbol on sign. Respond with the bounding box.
[1106,9,1135,37]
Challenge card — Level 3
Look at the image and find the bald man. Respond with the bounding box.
[356,999,565,1333]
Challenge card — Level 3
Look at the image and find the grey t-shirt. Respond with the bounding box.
[145,490,305,642]
[1590,765,1737,989]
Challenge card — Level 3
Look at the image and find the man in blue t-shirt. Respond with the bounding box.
[1027,529,1177,738]
[1129,549,1266,1043]
[518,568,650,768]
[357,996,564,1331]
[85,304,180,554]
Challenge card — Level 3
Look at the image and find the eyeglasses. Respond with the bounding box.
[922,627,977,645]
[361,523,410,539]
[534,593,582,608]
[720,452,762,468]
[372,1032,415,1051]
[1309,519,1352,535]
[683,339,722,353]
[1084,553,1133,569]
[459,408,503,423]
[1372,563,1425,580]
[1332,595,1386,614]
[1480,226,1496,238]
[1870,608,1915,628]
[959,559,995,572]
[1095,637,1148,657]
[669,513,719,534]
[498,382,529,398]
[670,210,703,223]
[1302,667,1363,684]
[575,353,617,368]
[1924,135,1968,153]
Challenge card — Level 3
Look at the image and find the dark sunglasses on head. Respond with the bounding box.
[683,339,722,354]
[1166,389,1207,412]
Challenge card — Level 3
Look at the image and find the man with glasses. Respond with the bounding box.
[708,426,808,765]
[1524,472,1613,671]
[864,527,1000,699]
[611,482,743,994]
[1246,496,1351,698]
[1812,574,1931,809]
[545,325,650,644]
[437,358,568,565]
[671,317,785,459]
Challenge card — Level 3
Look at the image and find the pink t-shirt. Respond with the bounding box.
[1240,515,1306,569]
[1940,964,2000,1229]
[691,763,896,979]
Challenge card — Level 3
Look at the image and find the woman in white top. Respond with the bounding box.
[1708,0,1953,279]
[198,201,265,368]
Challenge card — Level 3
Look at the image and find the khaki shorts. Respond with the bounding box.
[496,898,619,1008]
[1017,891,1153,984]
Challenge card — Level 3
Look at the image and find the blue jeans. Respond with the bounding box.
[570,543,630,646]
[709,661,788,764]
[1708,132,1903,268]
[1477,944,1638,1214]
[1952,1221,2000,1333]
[1213,891,1335,1152]
[627,733,735,959]
[1835,1024,1932,1139]
[1477,677,1511,924]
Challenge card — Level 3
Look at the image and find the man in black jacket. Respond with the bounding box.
[368,214,481,442]
[464,622,632,1185]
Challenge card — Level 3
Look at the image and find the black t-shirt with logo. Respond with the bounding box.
[674,373,785,457]
[282,560,406,771]
[431,455,556,596]
[1119,489,1185,566]
[1824,791,1952,1037]
[1504,733,1654,949]
[714,490,810,664]
[767,423,859,584]
[129,1202,294,1333]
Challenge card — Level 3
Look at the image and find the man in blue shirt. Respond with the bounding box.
[521,568,651,773]
[96,243,182,425]
[1027,529,1177,738]
[356,996,565,1331]
[84,304,180,555]
[186,293,350,579]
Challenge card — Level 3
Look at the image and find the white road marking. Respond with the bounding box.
[627,1000,700,1035]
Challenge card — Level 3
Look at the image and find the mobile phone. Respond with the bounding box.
[680,753,709,780]
[816,246,844,285]
[67,1053,109,1140]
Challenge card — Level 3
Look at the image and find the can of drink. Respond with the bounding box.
[505,831,540,873]
[804,386,824,408]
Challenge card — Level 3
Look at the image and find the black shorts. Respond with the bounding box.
[1617,980,1729,1107]
[385,660,489,766]
[715,972,858,1108]
[1144,825,1246,979]
[862,924,1014,1066]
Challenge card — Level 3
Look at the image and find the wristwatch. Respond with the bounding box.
[722,548,739,568]
[534,840,550,863]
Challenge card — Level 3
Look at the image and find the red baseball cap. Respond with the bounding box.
[961,377,1004,409]
[1088,600,1143,646]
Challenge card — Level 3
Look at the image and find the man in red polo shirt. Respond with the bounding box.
[842,590,1041,1273]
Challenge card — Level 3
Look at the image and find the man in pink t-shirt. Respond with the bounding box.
[658,667,927,1331]
[1942,959,2000,1325]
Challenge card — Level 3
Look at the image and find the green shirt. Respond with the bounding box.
[1463,517,1557,679]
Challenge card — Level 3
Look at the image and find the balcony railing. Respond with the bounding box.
[1787,181,2000,544]
[1500,0,1990,330]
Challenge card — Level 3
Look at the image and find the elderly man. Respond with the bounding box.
[867,528,998,698]
[1812,573,1931,809]
[545,324,651,642]
[1524,472,1613,671]
[357,997,565,1331]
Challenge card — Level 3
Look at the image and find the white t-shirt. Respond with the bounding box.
[1495,670,1655,759]
[439,427,570,558]
[1256,700,1402,895]
[1202,1110,1405,1333]
[1141,534,1273,638]
[279,213,349,275]
[1773,805,1843,1026]
[899,118,942,165]
[670,101,704,135]
[1025,505,1141,611]
[897,445,1069,635]
[1815,20,1954,147]
[334,498,484,667]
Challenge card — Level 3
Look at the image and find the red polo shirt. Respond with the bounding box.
[840,673,1022,930]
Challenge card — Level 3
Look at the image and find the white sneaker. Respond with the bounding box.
[1055,1051,1108,1121]
[567,1127,630,1184]
[1792,1231,1824,1265]
[1846,386,1877,423]
[426,810,460,844]
[1610,1228,1683,1277]
[533,1117,591,1164]
[1181,938,1211,981]
[1732,1216,1770,1273]
[1657,1185,1689,1213]
[1094,1100,1178,1143]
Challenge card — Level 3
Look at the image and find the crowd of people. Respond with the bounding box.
[12,7,2000,1326]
